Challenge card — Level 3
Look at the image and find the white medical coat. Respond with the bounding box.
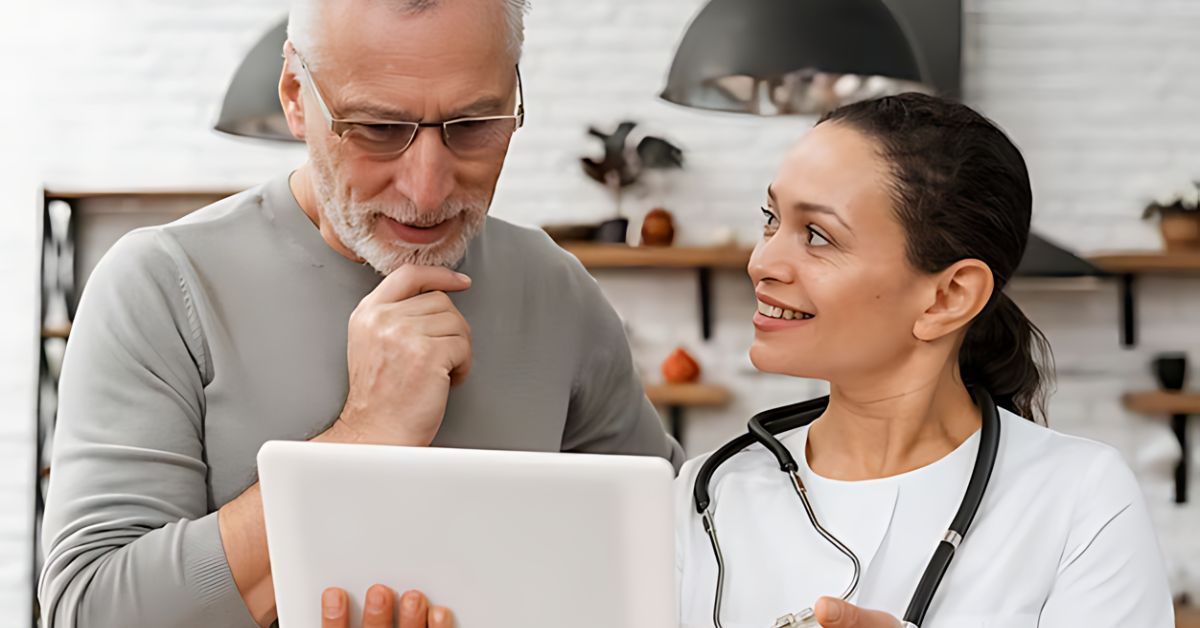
[675,409,1174,628]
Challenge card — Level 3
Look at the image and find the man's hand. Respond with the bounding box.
[222,266,472,626]
[325,265,473,447]
[322,586,454,628]
[815,597,904,628]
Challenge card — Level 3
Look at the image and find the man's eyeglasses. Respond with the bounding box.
[293,49,525,158]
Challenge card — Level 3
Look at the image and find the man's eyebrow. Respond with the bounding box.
[339,96,509,122]
[446,96,509,119]
[338,100,421,121]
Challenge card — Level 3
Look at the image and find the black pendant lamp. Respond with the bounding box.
[214,18,299,142]
[660,0,928,115]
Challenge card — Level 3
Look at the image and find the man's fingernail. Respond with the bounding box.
[404,590,421,610]
[455,272,471,281]
[322,589,344,618]
[366,587,385,611]
[432,607,446,622]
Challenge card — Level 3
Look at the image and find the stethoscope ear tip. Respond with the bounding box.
[772,608,819,627]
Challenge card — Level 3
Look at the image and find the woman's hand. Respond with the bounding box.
[321,585,454,628]
[815,597,904,628]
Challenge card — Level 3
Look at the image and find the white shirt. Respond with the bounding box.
[675,409,1174,628]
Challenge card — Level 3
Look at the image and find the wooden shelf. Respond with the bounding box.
[558,244,753,341]
[1085,251,1200,347]
[645,383,731,407]
[44,189,242,201]
[561,244,751,269]
[1179,604,1200,628]
[1090,251,1200,274]
[41,324,71,339]
[646,383,733,446]
[1123,391,1200,415]
[1124,390,1197,504]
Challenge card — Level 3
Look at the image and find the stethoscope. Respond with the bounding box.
[692,386,1001,628]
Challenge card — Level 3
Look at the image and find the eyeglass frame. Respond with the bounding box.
[289,47,526,157]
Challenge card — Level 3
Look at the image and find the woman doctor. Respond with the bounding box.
[672,93,1173,628]
[319,94,1174,628]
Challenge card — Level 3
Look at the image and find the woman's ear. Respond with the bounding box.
[913,259,995,342]
[279,42,308,141]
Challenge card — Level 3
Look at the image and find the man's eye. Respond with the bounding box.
[807,226,832,247]
[349,123,414,146]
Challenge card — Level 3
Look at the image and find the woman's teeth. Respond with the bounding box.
[757,300,814,320]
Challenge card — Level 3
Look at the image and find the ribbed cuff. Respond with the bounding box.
[182,512,259,627]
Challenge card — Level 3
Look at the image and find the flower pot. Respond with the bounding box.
[1160,213,1200,252]
[640,208,676,247]
[594,218,629,244]
[1152,353,1188,391]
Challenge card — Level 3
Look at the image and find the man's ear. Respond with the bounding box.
[279,42,308,141]
[912,259,994,342]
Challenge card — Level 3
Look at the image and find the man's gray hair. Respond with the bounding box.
[288,0,529,67]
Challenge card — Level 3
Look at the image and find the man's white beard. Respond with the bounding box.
[310,150,487,275]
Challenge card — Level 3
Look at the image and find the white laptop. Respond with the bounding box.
[258,441,677,628]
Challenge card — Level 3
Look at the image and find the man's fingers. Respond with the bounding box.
[385,291,460,318]
[362,584,397,628]
[814,597,903,628]
[321,587,350,628]
[436,336,472,386]
[392,310,471,340]
[429,605,456,628]
[398,590,430,628]
[364,265,471,306]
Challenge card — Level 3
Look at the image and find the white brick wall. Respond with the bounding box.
[2,0,1198,624]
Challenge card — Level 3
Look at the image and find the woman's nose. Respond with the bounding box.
[748,232,798,286]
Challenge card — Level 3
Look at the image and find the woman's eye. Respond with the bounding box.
[761,207,779,230]
[806,226,832,247]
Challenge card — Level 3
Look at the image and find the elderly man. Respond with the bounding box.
[38,0,681,626]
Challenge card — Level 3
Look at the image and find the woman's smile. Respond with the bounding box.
[753,293,815,332]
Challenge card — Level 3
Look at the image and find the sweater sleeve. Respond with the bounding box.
[38,229,256,627]
[560,256,684,472]
[1038,446,1174,627]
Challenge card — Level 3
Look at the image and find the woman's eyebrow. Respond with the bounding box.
[766,185,851,230]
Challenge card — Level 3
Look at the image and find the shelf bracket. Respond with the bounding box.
[698,267,713,340]
[1173,413,1190,504]
[668,405,686,447]
[1119,274,1136,347]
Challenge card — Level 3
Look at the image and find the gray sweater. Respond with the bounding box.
[39,174,682,627]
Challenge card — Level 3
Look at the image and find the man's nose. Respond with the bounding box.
[392,127,456,211]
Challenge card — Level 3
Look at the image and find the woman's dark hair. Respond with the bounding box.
[817,93,1054,423]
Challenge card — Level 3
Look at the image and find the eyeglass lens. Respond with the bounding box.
[342,118,517,156]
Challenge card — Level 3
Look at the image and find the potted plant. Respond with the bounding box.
[581,121,684,244]
[1142,177,1200,251]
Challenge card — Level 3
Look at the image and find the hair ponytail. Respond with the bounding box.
[959,292,1053,423]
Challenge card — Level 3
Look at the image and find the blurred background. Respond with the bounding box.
[1,0,1199,625]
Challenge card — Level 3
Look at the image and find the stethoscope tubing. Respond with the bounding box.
[693,387,1001,627]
